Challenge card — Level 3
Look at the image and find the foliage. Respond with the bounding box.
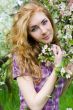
[38,43,73,79]
[38,44,55,63]
[38,0,73,79]
[0,0,28,57]
[38,1,73,109]
[0,0,73,110]
[0,59,11,86]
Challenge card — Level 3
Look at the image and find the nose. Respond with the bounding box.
[40,26,47,35]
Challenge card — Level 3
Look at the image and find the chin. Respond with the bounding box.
[44,40,52,44]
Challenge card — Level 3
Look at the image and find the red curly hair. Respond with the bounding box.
[9,2,59,84]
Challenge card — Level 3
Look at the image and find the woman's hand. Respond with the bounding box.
[65,63,73,78]
[51,44,63,66]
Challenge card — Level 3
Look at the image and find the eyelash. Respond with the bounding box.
[42,20,48,25]
[31,27,38,32]
[31,20,48,32]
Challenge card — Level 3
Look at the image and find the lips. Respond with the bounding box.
[42,35,50,40]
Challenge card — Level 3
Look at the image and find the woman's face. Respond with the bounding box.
[28,11,54,44]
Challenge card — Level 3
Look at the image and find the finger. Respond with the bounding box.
[52,45,60,56]
[52,46,57,56]
[55,45,62,56]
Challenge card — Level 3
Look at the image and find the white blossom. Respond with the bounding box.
[42,44,48,54]
[48,48,51,51]
[54,18,58,23]
[42,48,46,54]
[62,50,66,56]
[58,2,66,11]
[67,70,72,75]
[61,67,66,73]
[70,59,73,62]
[66,74,71,79]
[43,44,48,49]
[64,10,71,16]
[69,47,73,53]
[16,0,23,6]
[64,25,70,29]
[66,33,72,39]
[0,82,5,85]
[63,33,72,39]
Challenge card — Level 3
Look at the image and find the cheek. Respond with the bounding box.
[47,22,53,30]
[30,31,41,39]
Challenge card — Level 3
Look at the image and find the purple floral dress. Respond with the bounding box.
[12,56,66,110]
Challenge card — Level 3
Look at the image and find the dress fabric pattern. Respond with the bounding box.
[12,56,65,110]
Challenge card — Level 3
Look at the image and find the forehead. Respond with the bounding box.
[29,11,48,26]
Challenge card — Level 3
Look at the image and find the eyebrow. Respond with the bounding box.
[30,18,47,29]
[41,18,47,23]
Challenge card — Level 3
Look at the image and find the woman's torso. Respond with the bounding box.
[16,62,65,110]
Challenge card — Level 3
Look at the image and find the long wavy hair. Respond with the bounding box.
[9,2,59,84]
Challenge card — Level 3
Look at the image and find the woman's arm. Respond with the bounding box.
[16,44,62,110]
[17,68,57,110]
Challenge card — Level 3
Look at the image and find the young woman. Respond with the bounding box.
[10,2,73,110]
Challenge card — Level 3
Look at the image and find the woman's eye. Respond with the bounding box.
[31,28,36,32]
[42,20,48,25]
[31,27,38,32]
